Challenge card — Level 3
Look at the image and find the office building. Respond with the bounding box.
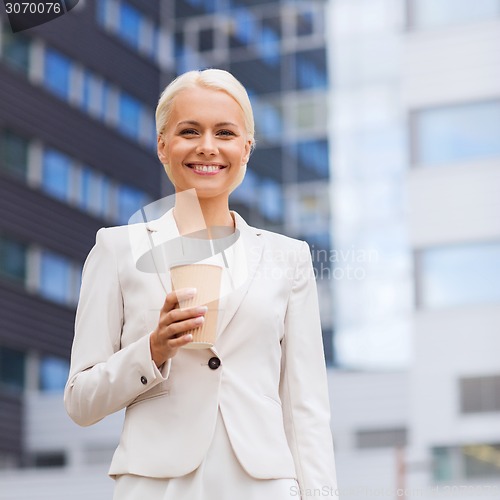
[329,0,500,498]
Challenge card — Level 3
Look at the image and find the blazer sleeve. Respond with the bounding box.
[64,227,170,427]
[279,241,338,499]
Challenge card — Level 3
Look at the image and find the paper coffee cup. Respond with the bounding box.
[170,264,222,349]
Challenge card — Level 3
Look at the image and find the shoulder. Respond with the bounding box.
[92,222,147,253]
[245,223,311,267]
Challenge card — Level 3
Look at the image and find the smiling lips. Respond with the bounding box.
[186,163,227,175]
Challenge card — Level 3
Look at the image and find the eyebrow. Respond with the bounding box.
[176,120,239,128]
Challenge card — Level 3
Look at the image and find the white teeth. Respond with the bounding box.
[192,164,220,172]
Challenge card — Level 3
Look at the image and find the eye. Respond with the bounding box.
[217,129,236,137]
[179,128,199,136]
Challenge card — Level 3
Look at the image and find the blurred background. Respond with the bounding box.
[0,0,499,498]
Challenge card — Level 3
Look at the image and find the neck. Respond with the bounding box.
[173,190,234,236]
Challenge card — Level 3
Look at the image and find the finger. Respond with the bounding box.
[163,305,207,326]
[168,332,193,348]
[162,288,197,312]
[162,315,205,340]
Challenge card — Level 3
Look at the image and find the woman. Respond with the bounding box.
[64,69,338,500]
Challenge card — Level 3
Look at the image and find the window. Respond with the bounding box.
[233,7,258,46]
[356,428,407,449]
[39,356,70,392]
[41,149,72,202]
[118,2,141,50]
[460,375,500,414]
[44,49,72,100]
[417,242,500,308]
[0,130,29,178]
[118,92,141,139]
[39,250,79,306]
[0,234,27,284]
[410,0,500,30]
[1,29,31,75]
[259,178,283,222]
[253,99,283,143]
[296,140,329,177]
[198,28,215,52]
[258,25,280,66]
[295,50,328,90]
[31,452,66,468]
[296,8,315,37]
[432,444,500,482]
[413,101,500,166]
[0,346,26,392]
[117,185,147,225]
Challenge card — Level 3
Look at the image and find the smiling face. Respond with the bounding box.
[157,86,252,201]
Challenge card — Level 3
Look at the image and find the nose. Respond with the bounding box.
[196,133,218,156]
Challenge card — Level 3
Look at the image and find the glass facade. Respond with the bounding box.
[0,131,151,225]
[413,101,500,166]
[2,39,158,150]
[418,242,500,308]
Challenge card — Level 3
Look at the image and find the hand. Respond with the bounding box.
[149,288,207,368]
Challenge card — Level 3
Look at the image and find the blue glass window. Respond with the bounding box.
[295,52,327,90]
[39,250,72,305]
[419,242,500,308]
[44,49,72,100]
[119,93,141,139]
[234,8,257,45]
[231,168,259,205]
[259,26,280,65]
[39,356,70,392]
[297,140,329,177]
[118,2,142,50]
[0,235,27,283]
[0,347,25,392]
[96,0,110,26]
[414,101,500,166]
[42,149,71,202]
[259,178,283,222]
[412,0,500,29]
[117,185,146,225]
[1,29,31,75]
[1,130,29,178]
[258,102,282,142]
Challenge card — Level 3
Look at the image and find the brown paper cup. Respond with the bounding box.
[170,264,222,349]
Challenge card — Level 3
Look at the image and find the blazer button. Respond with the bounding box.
[208,357,221,370]
[140,376,148,385]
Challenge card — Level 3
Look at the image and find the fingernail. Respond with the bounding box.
[196,306,208,313]
[194,316,204,324]
[185,288,197,296]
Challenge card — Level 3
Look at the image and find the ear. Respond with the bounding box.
[242,139,252,165]
[157,134,168,164]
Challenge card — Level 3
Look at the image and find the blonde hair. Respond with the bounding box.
[156,69,255,193]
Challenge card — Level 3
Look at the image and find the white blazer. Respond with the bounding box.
[64,209,337,498]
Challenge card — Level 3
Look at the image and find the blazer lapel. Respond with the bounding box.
[216,211,264,338]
